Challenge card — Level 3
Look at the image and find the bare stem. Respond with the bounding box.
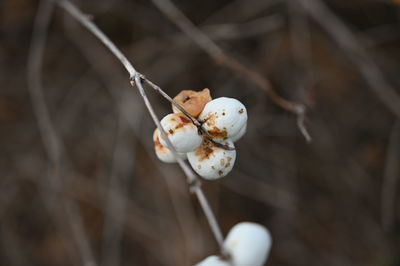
[58,0,137,78]
[58,0,234,151]
[151,0,312,142]
[28,1,97,265]
[381,119,400,231]
[299,0,400,119]
[58,0,226,252]
[143,78,234,150]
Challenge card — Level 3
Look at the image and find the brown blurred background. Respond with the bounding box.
[1,0,400,265]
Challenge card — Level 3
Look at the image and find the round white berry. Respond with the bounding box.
[153,129,187,163]
[223,222,272,266]
[199,97,247,141]
[187,138,236,180]
[231,123,247,142]
[158,113,203,153]
[194,256,230,266]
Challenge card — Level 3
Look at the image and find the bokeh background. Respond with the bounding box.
[1,0,400,265]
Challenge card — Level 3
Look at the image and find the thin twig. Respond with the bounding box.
[64,19,206,262]
[143,79,235,150]
[151,0,312,142]
[101,112,132,266]
[28,0,61,168]
[135,76,225,249]
[59,0,233,151]
[299,0,400,119]
[58,0,226,252]
[58,0,137,78]
[381,120,400,231]
[28,1,97,266]
[202,15,284,40]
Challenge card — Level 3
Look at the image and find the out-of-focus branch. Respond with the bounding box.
[299,0,400,118]
[151,0,312,142]
[101,112,133,266]
[58,1,232,155]
[381,120,400,231]
[28,0,60,169]
[201,15,284,41]
[57,0,226,252]
[27,1,97,266]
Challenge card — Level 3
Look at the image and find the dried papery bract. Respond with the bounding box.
[194,255,230,266]
[223,222,272,266]
[158,113,203,153]
[199,97,247,142]
[172,88,212,118]
[187,138,236,180]
[153,129,187,163]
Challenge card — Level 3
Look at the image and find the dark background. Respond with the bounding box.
[1,0,400,265]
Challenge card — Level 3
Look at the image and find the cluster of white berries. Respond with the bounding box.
[153,88,247,180]
[153,89,272,266]
[195,222,272,266]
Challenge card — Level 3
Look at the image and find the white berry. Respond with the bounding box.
[187,138,236,180]
[158,113,203,153]
[231,123,247,142]
[223,222,272,266]
[153,129,187,163]
[194,256,230,266]
[199,97,247,141]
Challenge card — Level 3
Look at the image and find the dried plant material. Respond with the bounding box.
[187,138,236,180]
[158,113,203,153]
[172,88,212,118]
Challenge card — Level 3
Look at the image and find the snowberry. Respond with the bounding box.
[194,256,229,266]
[153,129,187,163]
[223,222,272,266]
[231,123,247,142]
[172,88,212,118]
[158,113,203,153]
[187,138,236,180]
[199,97,247,141]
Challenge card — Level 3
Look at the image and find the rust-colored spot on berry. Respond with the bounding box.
[207,126,228,139]
[154,137,163,150]
[204,113,216,127]
[227,157,232,162]
[173,113,193,130]
[226,163,230,168]
[211,166,215,169]
[218,170,223,175]
[222,112,226,116]
[220,158,225,166]
[239,109,244,114]
[195,139,215,161]
[179,115,191,124]
[154,133,168,154]
[168,129,174,134]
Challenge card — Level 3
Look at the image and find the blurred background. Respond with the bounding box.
[1,0,400,265]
